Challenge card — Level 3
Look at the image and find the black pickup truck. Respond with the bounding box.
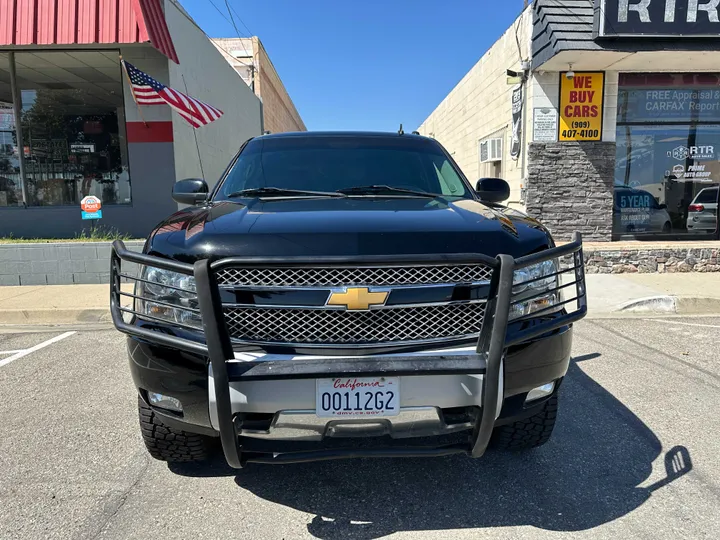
[110,131,586,467]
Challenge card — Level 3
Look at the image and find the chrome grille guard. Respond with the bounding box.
[110,233,587,467]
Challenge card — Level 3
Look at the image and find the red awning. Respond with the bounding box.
[0,0,179,63]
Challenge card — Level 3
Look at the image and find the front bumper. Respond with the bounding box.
[112,234,586,467]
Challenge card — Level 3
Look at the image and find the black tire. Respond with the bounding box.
[490,394,558,451]
[662,222,672,233]
[138,396,211,463]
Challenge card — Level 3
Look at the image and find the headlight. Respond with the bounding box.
[136,266,202,329]
[510,259,560,320]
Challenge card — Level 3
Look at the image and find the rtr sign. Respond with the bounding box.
[597,0,720,37]
[559,72,604,142]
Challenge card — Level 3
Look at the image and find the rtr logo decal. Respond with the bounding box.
[668,145,714,161]
[670,146,689,160]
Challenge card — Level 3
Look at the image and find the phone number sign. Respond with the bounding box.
[559,72,604,142]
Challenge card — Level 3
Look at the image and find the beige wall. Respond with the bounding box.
[417,8,532,207]
[165,1,263,189]
[212,37,306,133]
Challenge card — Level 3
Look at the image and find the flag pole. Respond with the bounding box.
[119,55,148,127]
[181,74,206,182]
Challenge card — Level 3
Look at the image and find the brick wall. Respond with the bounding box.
[526,141,616,242]
[211,37,305,134]
[255,38,306,133]
[0,241,143,286]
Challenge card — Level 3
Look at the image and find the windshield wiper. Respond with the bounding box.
[225,187,347,199]
[336,185,441,198]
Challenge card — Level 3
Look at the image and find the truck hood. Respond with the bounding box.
[146,197,553,263]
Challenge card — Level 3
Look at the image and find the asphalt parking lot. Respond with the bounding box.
[1,317,719,540]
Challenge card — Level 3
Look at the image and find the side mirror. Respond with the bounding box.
[172,178,208,205]
[475,177,510,203]
[658,203,668,210]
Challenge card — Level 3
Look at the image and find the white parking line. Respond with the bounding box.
[644,319,720,329]
[0,332,76,368]
[0,350,24,355]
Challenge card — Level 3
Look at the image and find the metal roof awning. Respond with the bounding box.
[0,0,178,63]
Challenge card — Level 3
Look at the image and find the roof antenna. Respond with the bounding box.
[398,123,404,135]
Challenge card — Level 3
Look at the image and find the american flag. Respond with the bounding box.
[122,60,223,128]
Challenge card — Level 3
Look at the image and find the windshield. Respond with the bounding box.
[215,136,473,199]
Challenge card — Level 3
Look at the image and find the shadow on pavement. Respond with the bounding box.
[170,354,692,539]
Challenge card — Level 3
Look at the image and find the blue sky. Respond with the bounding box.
[181,0,527,131]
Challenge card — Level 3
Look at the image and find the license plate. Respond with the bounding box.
[316,377,400,418]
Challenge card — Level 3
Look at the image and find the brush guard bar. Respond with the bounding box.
[110,233,587,467]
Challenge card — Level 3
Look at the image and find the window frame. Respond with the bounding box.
[614,73,720,241]
[0,49,132,209]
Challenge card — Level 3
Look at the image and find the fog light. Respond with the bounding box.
[148,392,183,412]
[526,382,555,403]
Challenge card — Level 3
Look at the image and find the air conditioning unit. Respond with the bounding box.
[480,137,503,163]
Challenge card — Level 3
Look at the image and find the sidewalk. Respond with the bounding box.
[0,274,719,325]
[579,273,720,315]
[0,284,133,325]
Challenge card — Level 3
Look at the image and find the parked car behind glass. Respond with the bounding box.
[686,186,719,234]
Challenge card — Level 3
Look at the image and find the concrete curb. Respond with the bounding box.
[0,308,111,325]
[615,296,720,315]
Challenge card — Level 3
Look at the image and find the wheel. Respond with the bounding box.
[662,222,671,233]
[490,394,558,451]
[138,396,211,463]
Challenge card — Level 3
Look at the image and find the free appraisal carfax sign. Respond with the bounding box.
[559,72,604,142]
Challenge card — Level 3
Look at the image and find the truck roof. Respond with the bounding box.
[256,130,429,140]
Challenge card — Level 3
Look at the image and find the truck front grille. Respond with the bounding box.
[215,264,493,287]
[223,303,485,345]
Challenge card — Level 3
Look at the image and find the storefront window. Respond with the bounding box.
[615,73,720,238]
[14,51,131,207]
[0,53,22,207]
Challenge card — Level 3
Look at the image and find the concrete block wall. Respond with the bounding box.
[0,241,144,286]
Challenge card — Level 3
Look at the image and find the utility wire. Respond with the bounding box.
[207,0,237,29]
[223,0,254,60]
[227,1,254,37]
[224,0,246,38]
[232,3,253,36]
[203,0,254,67]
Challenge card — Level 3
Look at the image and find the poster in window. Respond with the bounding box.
[559,72,604,142]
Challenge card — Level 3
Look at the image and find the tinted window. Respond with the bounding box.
[216,136,471,199]
[695,188,718,204]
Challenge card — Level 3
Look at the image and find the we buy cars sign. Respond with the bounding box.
[81,196,103,220]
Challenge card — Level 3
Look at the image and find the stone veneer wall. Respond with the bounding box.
[527,141,616,242]
[581,245,720,273]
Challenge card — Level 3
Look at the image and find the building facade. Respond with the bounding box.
[212,37,306,134]
[0,0,263,239]
[418,0,720,242]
